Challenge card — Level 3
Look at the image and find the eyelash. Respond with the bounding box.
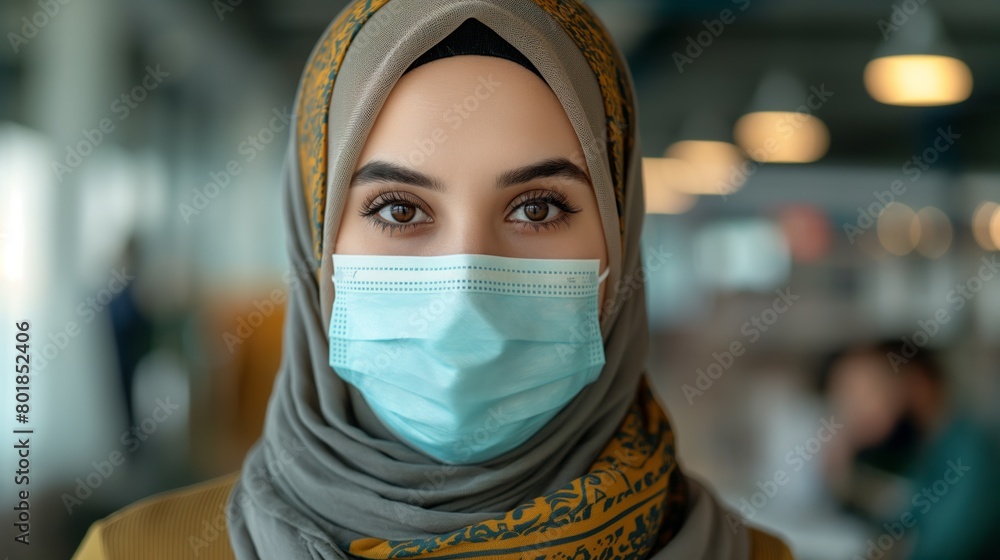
[358,189,427,236]
[505,188,581,232]
[357,186,582,235]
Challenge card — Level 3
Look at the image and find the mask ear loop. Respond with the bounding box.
[597,266,610,285]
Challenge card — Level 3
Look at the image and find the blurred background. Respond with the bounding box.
[1,0,999,558]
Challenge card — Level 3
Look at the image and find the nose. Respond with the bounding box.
[433,215,509,257]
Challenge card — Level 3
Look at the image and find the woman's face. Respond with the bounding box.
[334,55,609,312]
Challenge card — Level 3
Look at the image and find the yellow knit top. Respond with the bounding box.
[73,472,794,559]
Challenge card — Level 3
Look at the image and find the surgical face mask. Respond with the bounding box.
[329,253,609,464]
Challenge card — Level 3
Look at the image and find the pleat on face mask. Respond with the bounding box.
[328,253,607,464]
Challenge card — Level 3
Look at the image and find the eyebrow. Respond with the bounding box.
[349,157,591,191]
[349,160,445,191]
[495,157,591,190]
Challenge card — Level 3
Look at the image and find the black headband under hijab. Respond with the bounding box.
[405,17,546,82]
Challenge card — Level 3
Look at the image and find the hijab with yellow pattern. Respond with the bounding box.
[226,1,762,558]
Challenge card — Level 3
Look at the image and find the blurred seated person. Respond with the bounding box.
[819,340,1000,560]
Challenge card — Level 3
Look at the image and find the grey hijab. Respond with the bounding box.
[226,0,751,557]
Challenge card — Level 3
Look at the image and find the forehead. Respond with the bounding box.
[357,55,588,177]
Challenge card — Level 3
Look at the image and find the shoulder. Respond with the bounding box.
[73,471,240,560]
[668,475,795,560]
[748,527,795,560]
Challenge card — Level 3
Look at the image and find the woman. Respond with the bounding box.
[75,0,793,558]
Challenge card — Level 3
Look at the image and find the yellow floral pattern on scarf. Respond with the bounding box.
[296,0,634,269]
[348,376,687,559]
[532,0,634,251]
[296,0,393,267]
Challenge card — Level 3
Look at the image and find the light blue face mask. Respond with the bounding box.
[329,253,609,464]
